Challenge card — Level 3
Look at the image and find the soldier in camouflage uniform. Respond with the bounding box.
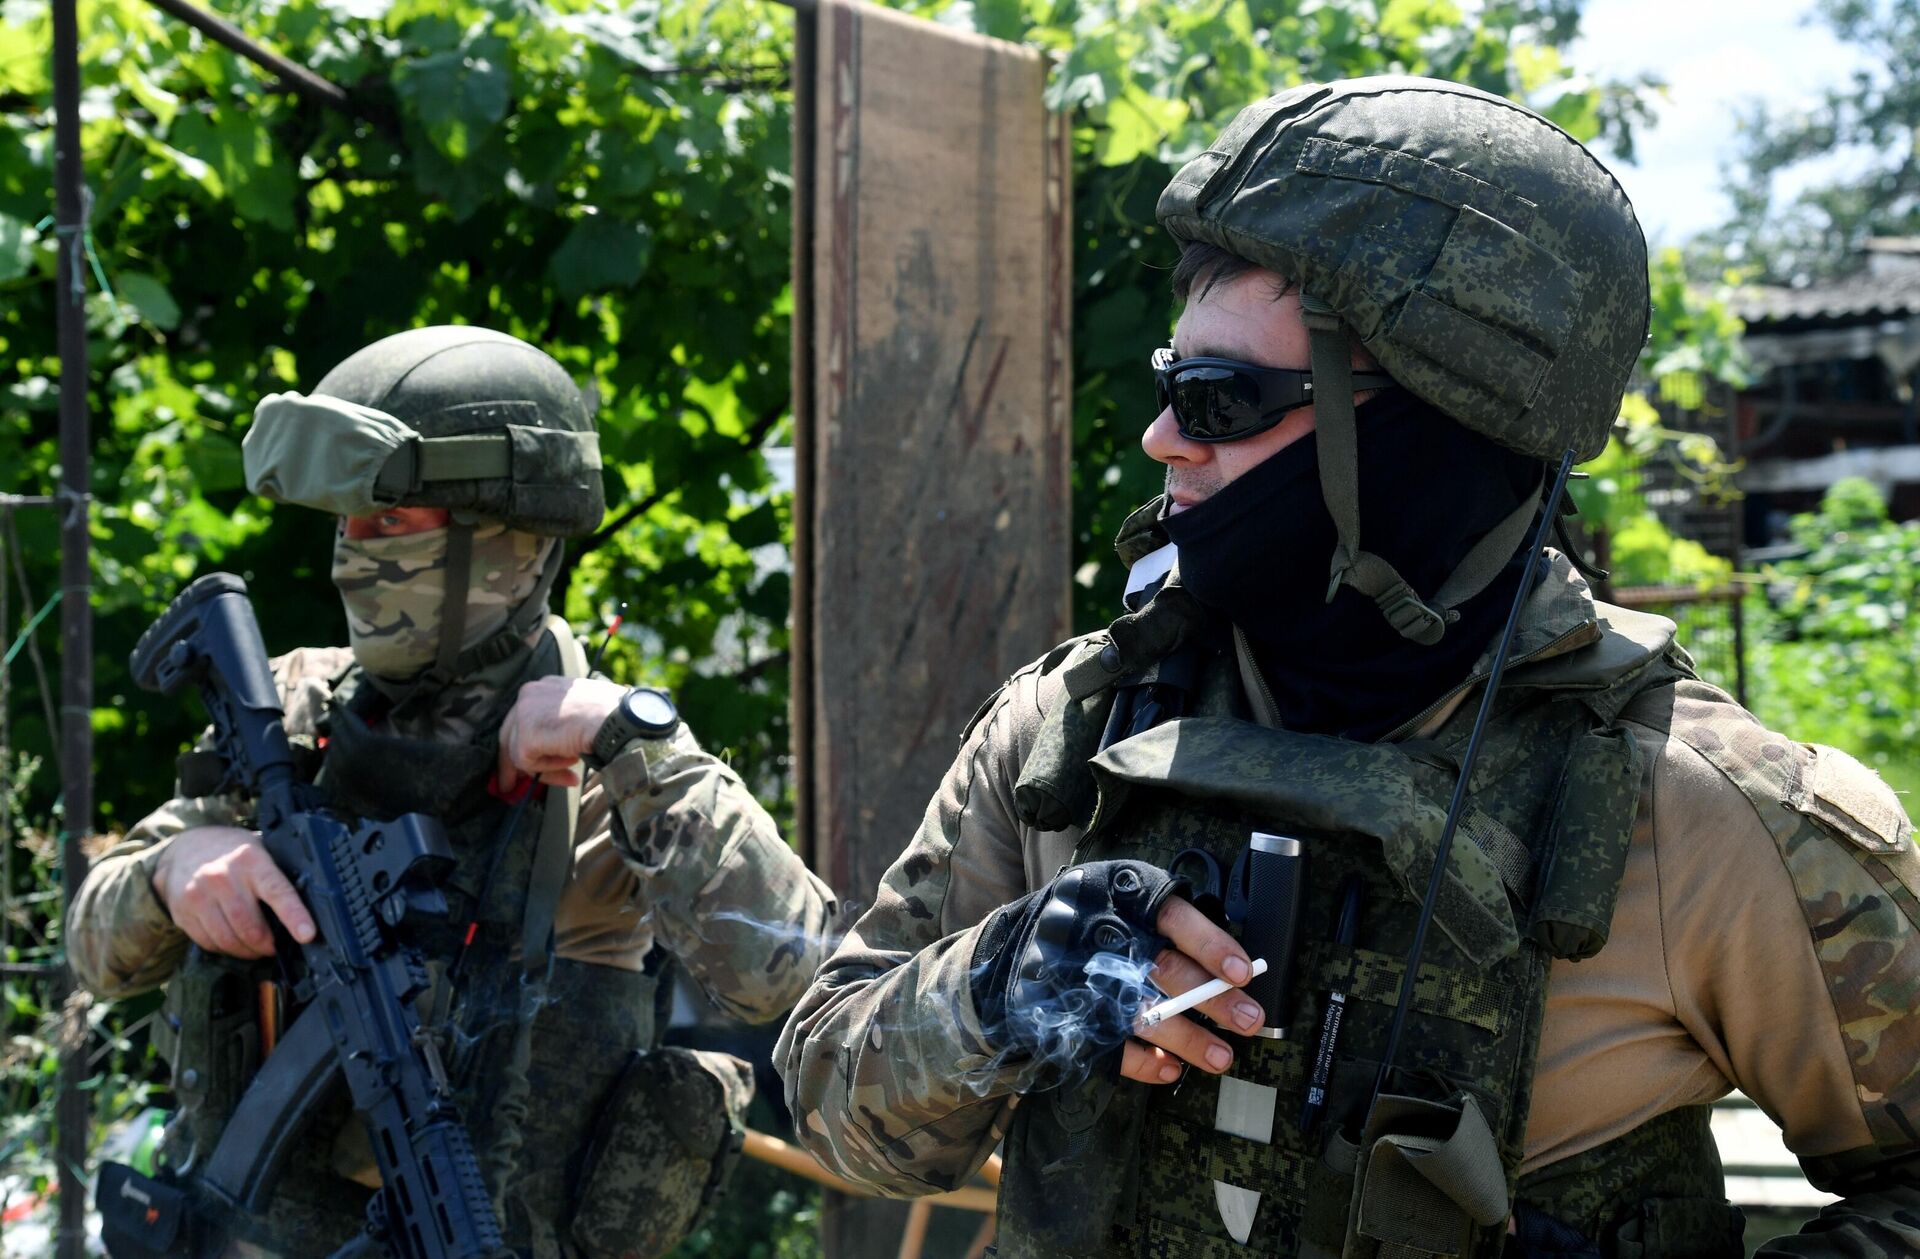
[778,78,1920,1257]
[68,326,835,1259]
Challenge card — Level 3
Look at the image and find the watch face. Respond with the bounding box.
[625,687,678,735]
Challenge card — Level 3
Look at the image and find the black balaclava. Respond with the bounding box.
[1160,389,1544,742]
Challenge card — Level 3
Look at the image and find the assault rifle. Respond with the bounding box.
[97,573,507,1259]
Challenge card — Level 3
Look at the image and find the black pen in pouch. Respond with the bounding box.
[1300,875,1365,1135]
[1240,833,1306,1039]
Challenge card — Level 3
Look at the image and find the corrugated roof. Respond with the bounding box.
[1735,273,1920,325]
[1733,239,1920,328]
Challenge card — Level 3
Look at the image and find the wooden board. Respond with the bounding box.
[793,0,1071,904]
[791,7,1071,1254]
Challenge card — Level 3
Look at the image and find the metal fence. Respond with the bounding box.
[1610,584,1750,707]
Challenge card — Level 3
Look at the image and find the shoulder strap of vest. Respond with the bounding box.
[1012,587,1218,833]
[1508,601,1693,726]
[521,615,588,978]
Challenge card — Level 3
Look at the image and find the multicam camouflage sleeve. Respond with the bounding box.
[777,665,1060,1197]
[1645,680,1920,1254]
[598,721,837,1024]
[64,648,348,1002]
[64,803,231,1000]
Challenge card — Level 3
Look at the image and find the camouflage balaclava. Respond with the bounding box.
[331,520,556,682]
[244,326,604,699]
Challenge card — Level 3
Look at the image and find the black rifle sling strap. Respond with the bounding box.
[522,614,587,978]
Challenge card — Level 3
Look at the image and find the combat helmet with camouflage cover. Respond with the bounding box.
[242,326,605,689]
[1158,76,1650,644]
[245,325,604,537]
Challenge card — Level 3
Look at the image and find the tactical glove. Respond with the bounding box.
[970,859,1187,1088]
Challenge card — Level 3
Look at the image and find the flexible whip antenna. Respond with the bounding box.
[1370,447,1580,1102]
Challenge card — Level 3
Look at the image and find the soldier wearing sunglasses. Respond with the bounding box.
[780,77,1920,1259]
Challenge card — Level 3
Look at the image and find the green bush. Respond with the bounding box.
[1607,515,1733,589]
[1748,479,1920,801]
[1,755,162,1224]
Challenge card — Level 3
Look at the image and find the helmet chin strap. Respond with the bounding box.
[433,516,475,681]
[371,520,565,708]
[1297,292,1543,646]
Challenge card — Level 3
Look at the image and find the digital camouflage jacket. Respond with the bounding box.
[777,551,1920,1256]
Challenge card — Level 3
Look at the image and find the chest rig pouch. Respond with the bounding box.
[995,598,1681,1259]
[156,621,665,1259]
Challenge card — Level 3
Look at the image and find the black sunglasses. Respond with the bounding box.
[1152,346,1398,442]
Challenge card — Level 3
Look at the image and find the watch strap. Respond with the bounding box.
[586,687,678,770]
[587,694,642,771]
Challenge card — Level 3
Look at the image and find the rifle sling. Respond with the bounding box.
[521,615,588,977]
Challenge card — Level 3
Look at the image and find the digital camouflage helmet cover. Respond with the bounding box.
[1158,76,1650,643]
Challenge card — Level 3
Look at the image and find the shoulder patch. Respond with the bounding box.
[1663,683,1920,1149]
[1790,743,1913,857]
[1663,681,1917,858]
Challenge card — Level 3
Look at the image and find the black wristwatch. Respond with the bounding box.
[586,686,680,770]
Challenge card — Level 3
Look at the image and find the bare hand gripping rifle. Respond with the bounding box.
[97,573,508,1259]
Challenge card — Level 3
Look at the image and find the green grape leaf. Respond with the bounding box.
[117,272,181,331]
[549,214,653,297]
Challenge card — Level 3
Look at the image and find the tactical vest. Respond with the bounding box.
[154,625,658,1258]
[993,587,1747,1259]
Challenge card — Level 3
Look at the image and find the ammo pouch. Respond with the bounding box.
[568,1047,754,1259]
[1341,1092,1511,1259]
[996,1076,1150,1257]
[152,949,269,1170]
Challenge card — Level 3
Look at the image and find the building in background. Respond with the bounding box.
[1733,239,1920,543]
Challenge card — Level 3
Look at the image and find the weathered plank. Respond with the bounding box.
[793,0,1072,914]
[791,4,1071,1255]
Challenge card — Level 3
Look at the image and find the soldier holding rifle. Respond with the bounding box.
[69,326,834,1259]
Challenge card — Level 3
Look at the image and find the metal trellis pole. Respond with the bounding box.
[2,503,11,963]
[51,0,95,1254]
[142,0,351,110]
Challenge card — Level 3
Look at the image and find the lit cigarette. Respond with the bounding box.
[1136,958,1269,1029]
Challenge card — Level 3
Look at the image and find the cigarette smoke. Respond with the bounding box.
[967,949,1161,1094]
[610,905,850,962]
